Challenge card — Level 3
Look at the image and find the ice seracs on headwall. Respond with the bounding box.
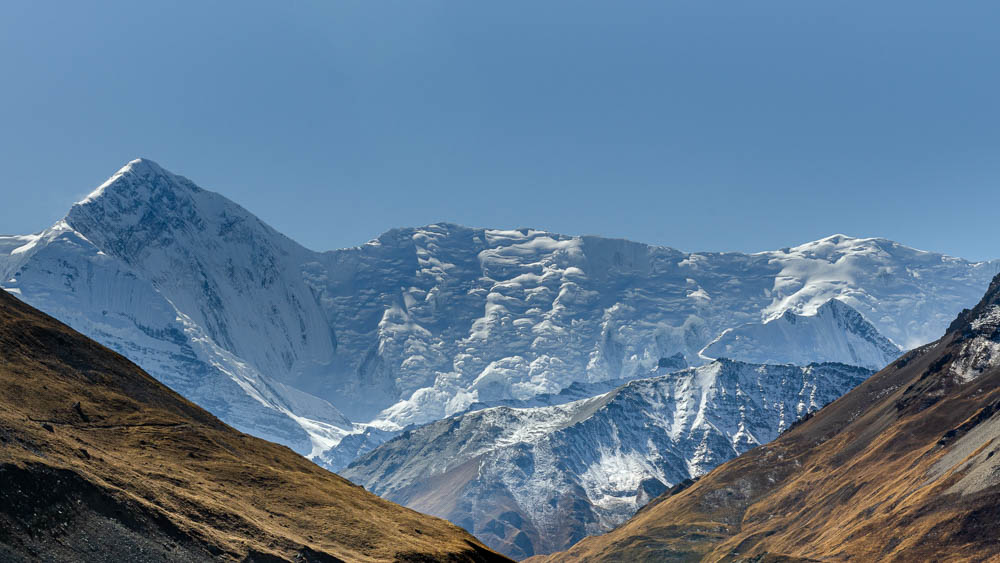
[65,157,338,387]
[1,159,998,464]
[3,158,351,456]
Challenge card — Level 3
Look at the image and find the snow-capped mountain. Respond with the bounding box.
[701,298,902,370]
[311,228,995,432]
[0,161,352,456]
[1,159,997,461]
[342,360,873,559]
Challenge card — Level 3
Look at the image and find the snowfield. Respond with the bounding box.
[701,298,902,370]
[1,159,997,466]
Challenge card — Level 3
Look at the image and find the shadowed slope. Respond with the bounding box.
[0,289,510,563]
[533,275,1000,562]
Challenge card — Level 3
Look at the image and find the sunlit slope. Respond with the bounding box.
[0,289,509,563]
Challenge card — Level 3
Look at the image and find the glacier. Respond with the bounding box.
[1,158,998,463]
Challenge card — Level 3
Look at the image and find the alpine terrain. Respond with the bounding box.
[2,160,998,559]
[343,361,872,558]
[1,159,996,468]
[0,283,509,562]
[532,273,1000,562]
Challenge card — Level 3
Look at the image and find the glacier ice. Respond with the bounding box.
[1,159,997,463]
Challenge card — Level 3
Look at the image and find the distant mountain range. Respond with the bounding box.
[533,273,1000,562]
[343,360,871,558]
[2,159,998,558]
[2,159,995,459]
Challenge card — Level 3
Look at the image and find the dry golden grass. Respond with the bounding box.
[0,290,510,563]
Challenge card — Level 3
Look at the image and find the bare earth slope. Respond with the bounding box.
[533,274,1000,563]
[0,289,509,563]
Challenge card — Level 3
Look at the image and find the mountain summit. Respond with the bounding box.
[2,160,997,467]
[74,158,186,205]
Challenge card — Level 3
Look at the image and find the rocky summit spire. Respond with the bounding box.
[948,273,1000,336]
[945,273,1000,382]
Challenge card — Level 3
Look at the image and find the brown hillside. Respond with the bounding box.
[533,275,1000,562]
[0,289,511,563]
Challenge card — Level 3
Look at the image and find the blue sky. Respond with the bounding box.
[1,1,998,259]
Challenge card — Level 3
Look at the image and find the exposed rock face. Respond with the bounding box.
[947,274,1000,382]
[343,361,872,558]
[532,274,1000,563]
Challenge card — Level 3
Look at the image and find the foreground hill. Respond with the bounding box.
[344,361,871,559]
[0,289,508,562]
[532,275,1000,562]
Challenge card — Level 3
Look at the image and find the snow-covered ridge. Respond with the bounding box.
[1,159,997,460]
[2,159,352,456]
[701,298,902,370]
[343,360,873,558]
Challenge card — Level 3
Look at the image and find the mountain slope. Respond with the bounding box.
[533,274,1000,562]
[0,289,509,563]
[317,230,995,430]
[2,159,997,464]
[701,298,902,370]
[0,161,351,458]
[343,361,872,559]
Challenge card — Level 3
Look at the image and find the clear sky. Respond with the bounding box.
[1,2,998,260]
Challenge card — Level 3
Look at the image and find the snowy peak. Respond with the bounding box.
[67,158,203,259]
[67,158,280,258]
[950,273,1000,337]
[4,159,998,464]
[68,159,318,271]
[702,298,902,370]
[757,233,997,348]
[813,298,901,358]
